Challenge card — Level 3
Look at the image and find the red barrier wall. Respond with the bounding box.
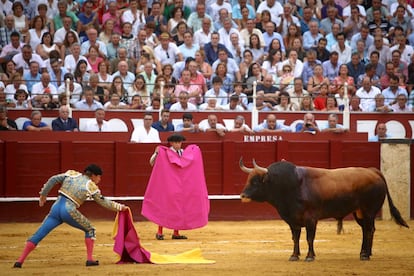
[1,111,413,221]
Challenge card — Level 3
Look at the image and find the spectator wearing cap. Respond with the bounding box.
[154,32,183,65]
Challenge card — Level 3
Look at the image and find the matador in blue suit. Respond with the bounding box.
[14,164,128,268]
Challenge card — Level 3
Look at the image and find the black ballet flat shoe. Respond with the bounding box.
[13,262,22,268]
[155,233,164,240]
[172,235,188,240]
[86,260,99,266]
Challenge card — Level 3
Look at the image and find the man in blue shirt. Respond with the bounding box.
[232,0,255,20]
[295,113,320,133]
[152,109,174,132]
[368,123,391,141]
[253,114,291,133]
[320,113,347,133]
[23,61,41,94]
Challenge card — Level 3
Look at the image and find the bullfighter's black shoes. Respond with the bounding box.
[156,233,164,240]
[172,235,187,240]
[13,262,22,268]
[86,260,99,266]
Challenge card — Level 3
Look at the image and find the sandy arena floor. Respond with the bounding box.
[0,219,413,275]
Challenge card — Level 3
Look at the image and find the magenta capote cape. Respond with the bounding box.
[141,144,210,230]
[113,210,151,264]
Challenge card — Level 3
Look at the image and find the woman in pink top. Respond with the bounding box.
[332,64,355,95]
[87,45,104,73]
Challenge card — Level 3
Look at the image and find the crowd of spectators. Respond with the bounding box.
[0,0,413,119]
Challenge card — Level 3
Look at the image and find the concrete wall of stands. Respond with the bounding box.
[1,110,413,222]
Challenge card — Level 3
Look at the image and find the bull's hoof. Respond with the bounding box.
[360,255,370,261]
[305,256,315,262]
[289,255,300,261]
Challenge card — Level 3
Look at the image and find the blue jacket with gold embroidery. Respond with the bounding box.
[39,170,123,211]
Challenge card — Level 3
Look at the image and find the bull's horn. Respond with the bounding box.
[253,159,268,173]
[239,157,253,173]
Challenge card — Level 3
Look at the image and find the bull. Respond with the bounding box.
[239,158,409,261]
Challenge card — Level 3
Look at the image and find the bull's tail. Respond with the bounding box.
[373,168,409,228]
[386,186,409,228]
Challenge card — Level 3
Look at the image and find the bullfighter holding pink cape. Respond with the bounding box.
[142,133,210,240]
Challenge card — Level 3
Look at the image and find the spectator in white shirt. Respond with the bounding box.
[210,0,232,22]
[130,112,161,143]
[198,113,227,136]
[391,94,412,112]
[31,72,58,105]
[169,91,197,111]
[64,42,91,73]
[218,17,240,51]
[12,44,46,76]
[193,17,212,48]
[83,108,111,132]
[355,77,381,111]
[80,27,108,59]
[154,32,183,65]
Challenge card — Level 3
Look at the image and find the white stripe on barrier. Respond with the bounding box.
[0,195,241,202]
